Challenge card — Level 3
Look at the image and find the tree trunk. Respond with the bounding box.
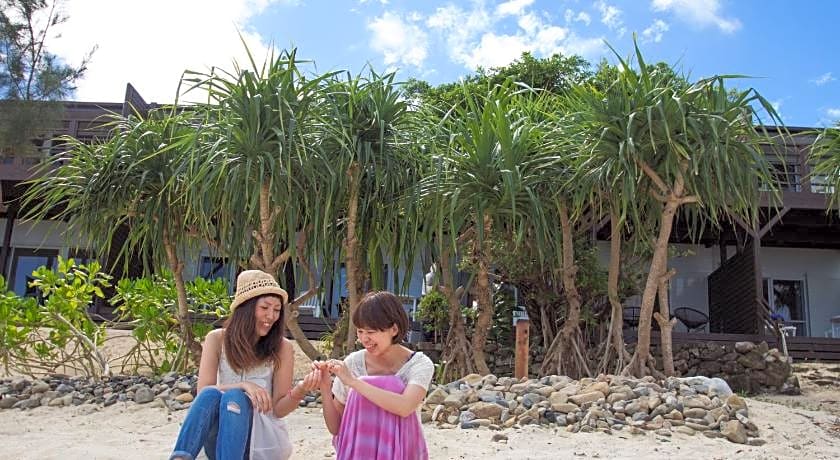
[598,210,629,375]
[162,227,200,370]
[654,271,678,376]
[343,162,363,354]
[469,215,493,375]
[541,202,589,379]
[283,232,322,360]
[439,250,473,381]
[625,198,680,377]
[247,191,320,361]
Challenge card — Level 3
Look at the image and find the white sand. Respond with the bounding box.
[2,336,839,459]
[0,397,838,459]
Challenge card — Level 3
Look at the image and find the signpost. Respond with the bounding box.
[513,307,530,379]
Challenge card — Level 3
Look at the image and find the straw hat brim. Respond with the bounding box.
[229,285,289,313]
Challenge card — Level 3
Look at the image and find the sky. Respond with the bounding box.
[44,0,840,127]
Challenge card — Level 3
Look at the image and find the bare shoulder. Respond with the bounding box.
[281,337,295,357]
[205,328,224,344]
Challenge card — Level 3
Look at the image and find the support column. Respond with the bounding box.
[514,318,530,379]
[0,201,17,279]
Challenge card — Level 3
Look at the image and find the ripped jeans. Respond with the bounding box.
[170,388,253,460]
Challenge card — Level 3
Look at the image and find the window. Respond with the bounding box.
[9,248,58,297]
[763,278,808,336]
[199,256,232,282]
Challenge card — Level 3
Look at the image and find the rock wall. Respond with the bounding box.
[478,339,795,395]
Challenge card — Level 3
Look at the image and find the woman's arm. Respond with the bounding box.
[196,329,222,392]
[197,329,272,413]
[329,361,427,418]
[315,362,344,435]
[272,339,319,418]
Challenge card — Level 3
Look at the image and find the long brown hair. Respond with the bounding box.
[223,294,286,374]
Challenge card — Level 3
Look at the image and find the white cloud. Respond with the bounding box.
[496,0,535,17]
[367,12,429,68]
[595,1,623,30]
[651,0,741,33]
[422,1,604,71]
[827,108,840,118]
[564,9,592,26]
[49,0,292,104]
[427,4,494,68]
[641,19,669,43]
[811,72,836,86]
[465,33,530,69]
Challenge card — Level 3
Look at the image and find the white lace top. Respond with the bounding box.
[216,342,292,460]
[332,349,435,404]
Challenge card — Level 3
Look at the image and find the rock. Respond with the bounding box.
[443,392,467,408]
[721,420,747,444]
[134,386,155,404]
[175,393,194,403]
[568,391,604,406]
[0,397,20,409]
[683,408,707,419]
[734,342,756,353]
[676,426,695,436]
[682,395,712,410]
[462,374,483,387]
[725,394,748,414]
[583,382,610,396]
[459,411,476,424]
[467,402,503,420]
[551,402,580,414]
[747,438,766,446]
[31,381,50,394]
[425,388,448,405]
[491,433,508,443]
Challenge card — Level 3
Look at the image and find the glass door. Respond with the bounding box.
[763,278,808,336]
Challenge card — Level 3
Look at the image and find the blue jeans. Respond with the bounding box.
[170,388,253,460]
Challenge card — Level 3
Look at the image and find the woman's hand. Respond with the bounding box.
[241,381,272,414]
[312,361,333,392]
[326,359,356,388]
[298,370,321,393]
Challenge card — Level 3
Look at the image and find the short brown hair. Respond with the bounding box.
[352,291,409,344]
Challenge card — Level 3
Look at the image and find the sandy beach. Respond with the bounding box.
[2,338,839,459]
[0,397,837,460]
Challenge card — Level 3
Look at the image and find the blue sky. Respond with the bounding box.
[51,0,839,127]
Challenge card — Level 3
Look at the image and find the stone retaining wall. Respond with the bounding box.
[478,339,795,395]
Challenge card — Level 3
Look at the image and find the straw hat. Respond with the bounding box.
[229,270,289,313]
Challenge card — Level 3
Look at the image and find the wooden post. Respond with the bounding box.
[514,318,530,379]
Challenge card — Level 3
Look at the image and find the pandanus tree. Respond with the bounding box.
[23,108,206,369]
[575,42,782,377]
[810,127,840,210]
[421,82,559,375]
[314,69,421,355]
[184,47,331,359]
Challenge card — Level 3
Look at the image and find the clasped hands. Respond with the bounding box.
[241,370,320,414]
[308,359,356,393]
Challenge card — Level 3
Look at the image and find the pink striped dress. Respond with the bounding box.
[331,351,433,460]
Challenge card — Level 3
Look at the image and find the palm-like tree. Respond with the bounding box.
[575,43,782,377]
[422,82,560,375]
[24,108,206,369]
[183,48,330,359]
[314,69,421,355]
[810,127,840,209]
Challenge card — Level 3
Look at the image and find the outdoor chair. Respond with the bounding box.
[673,307,709,333]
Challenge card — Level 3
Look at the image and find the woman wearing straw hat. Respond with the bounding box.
[170,270,319,460]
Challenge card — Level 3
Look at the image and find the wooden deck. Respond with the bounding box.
[624,330,840,362]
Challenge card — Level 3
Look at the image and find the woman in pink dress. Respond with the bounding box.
[312,291,434,460]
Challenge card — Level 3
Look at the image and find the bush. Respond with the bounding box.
[416,290,448,343]
[111,273,230,374]
[0,257,111,378]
